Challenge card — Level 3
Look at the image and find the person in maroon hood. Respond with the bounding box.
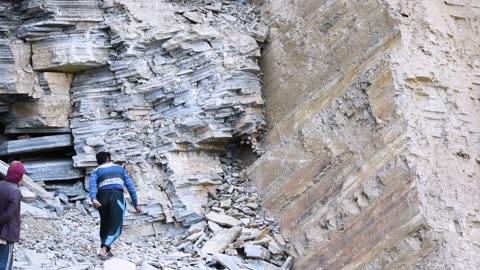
[0,161,25,270]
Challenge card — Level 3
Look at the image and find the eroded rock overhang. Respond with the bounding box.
[0,0,269,230]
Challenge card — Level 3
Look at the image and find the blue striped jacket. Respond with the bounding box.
[89,162,139,207]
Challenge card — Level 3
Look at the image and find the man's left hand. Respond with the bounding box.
[135,206,143,213]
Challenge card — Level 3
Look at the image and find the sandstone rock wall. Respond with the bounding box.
[249,0,480,269]
[383,0,480,268]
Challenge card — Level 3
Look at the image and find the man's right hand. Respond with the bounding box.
[92,199,102,208]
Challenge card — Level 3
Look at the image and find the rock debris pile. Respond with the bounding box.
[15,152,293,270]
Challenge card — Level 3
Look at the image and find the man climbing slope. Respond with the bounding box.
[0,161,25,270]
[90,151,142,260]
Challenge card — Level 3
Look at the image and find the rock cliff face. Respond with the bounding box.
[0,0,293,269]
[248,0,480,269]
[0,0,479,269]
[0,0,268,225]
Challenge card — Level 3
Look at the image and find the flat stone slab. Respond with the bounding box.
[245,244,270,260]
[205,212,241,227]
[214,254,242,270]
[0,134,72,157]
[201,226,242,255]
[24,159,84,182]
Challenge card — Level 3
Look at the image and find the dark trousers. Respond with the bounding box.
[0,242,13,270]
[97,190,126,249]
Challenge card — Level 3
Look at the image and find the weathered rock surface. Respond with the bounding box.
[23,159,84,182]
[20,0,110,72]
[14,151,292,270]
[248,0,480,269]
[68,0,267,230]
[6,72,73,133]
[0,134,72,156]
[1,0,476,269]
[201,226,242,255]
[104,258,137,270]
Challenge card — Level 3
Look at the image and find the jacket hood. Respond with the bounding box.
[5,161,25,184]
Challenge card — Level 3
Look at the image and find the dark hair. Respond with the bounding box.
[96,151,111,165]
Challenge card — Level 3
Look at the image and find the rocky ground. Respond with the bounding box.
[13,152,294,270]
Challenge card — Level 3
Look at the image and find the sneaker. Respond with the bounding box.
[97,254,109,261]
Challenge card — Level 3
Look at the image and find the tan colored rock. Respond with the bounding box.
[249,0,480,269]
[6,73,73,132]
[0,41,38,97]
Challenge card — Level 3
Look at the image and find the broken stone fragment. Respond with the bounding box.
[220,198,232,209]
[244,260,281,270]
[201,226,242,255]
[205,212,241,227]
[208,221,222,232]
[183,11,204,23]
[21,202,55,219]
[244,244,271,260]
[104,258,137,270]
[280,256,294,270]
[19,186,35,203]
[213,253,242,270]
[186,231,204,242]
[140,262,158,270]
[24,159,84,182]
[264,235,285,255]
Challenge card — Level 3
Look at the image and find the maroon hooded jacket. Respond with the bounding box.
[0,161,25,243]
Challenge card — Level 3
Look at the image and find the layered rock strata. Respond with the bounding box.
[248,0,480,269]
[69,0,267,228]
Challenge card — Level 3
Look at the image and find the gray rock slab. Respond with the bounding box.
[244,260,281,270]
[0,134,72,157]
[21,202,55,219]
[201,226,242,255]
[24,159,84,182]
[244,244,270,260]
[213,254,242,270]
[44,181,85,197]
[205,212,241,227]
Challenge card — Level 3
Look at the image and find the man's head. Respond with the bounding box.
[95,151,111,165]
[5,161,25,184]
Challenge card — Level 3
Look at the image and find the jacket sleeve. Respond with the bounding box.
[123,169,138,207]
[89,170,98,201]
[0,190,21,224]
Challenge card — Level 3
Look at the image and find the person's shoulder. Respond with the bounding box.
[13,187,22,198]
[0,182,22,199]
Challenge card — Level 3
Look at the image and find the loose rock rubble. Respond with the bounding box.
[14,150,293,270]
